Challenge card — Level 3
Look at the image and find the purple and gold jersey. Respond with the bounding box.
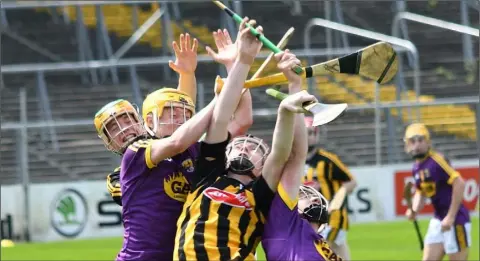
[117,139,199,261]
[262,184,340,261]
[412,151,470,224]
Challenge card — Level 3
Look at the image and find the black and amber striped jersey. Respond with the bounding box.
[302,149,353,230]
[174,136,275,261]
[107,166,122,206]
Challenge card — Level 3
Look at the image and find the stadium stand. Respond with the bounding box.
[1,1,477,184]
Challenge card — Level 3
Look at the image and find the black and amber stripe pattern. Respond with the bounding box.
[174,177,264,261]
[303,149,352,231]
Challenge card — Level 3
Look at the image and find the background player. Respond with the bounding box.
[174,18,318,260]
[261,52,341,261]
[404,123,471,261]
[302,116,357,260]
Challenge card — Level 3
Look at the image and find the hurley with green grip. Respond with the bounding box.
[265,88,348,127]
[265,88,288,101]
[212,1,304,75]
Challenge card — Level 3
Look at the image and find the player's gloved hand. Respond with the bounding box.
[107,167,122,206]
[279,90,317,113]
[405,208,416,221]
[274,49,302,86]
[169,33,199,75]
[236,17,263,65]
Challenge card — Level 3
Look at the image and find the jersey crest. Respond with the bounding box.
[203,187,252,210]
[164,172,191,202]
[181,158,195,172]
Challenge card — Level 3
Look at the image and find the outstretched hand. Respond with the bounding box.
[206,29,238,70]
[274,49,302,86]
[236,17,263,65]
[169,33,199,75]
[280,90,317,113]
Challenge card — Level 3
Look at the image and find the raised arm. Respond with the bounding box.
[169,33,199,104]
[148,97,216,166]
[228,90,253,137]
[207,28,253,138]
[278,72,309,199]
[262,50,317,192]
[204,18,263,144]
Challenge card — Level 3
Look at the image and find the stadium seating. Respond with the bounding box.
[0,2,477,184]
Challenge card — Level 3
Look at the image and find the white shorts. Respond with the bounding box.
[319,225,347,246]
[424,218,472,254]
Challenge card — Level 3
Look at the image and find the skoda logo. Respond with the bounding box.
[50,189,88,238]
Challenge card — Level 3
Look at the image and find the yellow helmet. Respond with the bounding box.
[142,88,195,137]
[94,99,145,154]
[404,123,430,142]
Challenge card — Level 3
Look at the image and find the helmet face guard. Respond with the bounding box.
[146,101,194,138]
[142,88,195,138]
[94,100,146,155]
[403,123,431,159]
[225,135,270,177]
[298,185,329,230]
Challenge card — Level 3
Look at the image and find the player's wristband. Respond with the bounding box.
[200,132,231,157]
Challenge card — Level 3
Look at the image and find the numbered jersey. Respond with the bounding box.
[117,139,199,261]
[262,184,342,261]
[412,151,470,224]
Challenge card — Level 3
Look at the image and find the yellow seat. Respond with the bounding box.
[34,6,477,142]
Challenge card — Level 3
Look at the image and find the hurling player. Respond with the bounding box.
[260,49,341,261]
[99,33,199,206]
[113,25,256,259]
[174,17,318,261]
[302,116,357,260]
[404,123,470,261]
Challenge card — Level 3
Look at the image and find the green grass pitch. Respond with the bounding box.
[2,218,478,260]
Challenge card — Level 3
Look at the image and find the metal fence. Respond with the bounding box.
[1,0,479,243]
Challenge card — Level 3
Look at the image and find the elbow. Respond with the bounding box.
[350,179,358,190]
[289,149,307,164]
[344,179,357,193]
[455,176,466,191]
[236,117,253,137]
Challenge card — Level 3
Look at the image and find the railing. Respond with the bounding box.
[392,11,479,66]
[303,18,422,122]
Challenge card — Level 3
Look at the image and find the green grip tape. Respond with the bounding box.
[266,88,288,101]
[231,13,303,75]
[232,14,280,53]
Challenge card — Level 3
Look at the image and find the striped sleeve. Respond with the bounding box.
[321,151,353,182]
[431,153,460,185]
